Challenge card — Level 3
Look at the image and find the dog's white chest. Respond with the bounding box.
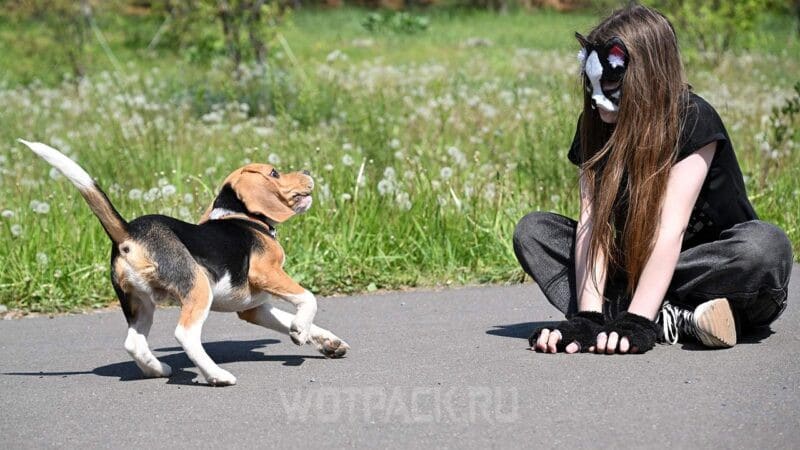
[209,272,271,312]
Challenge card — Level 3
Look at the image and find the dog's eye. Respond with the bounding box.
[269,168,280,178]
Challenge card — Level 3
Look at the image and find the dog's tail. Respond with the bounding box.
[19,139,129,244]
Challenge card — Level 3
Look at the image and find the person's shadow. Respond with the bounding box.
[486,321,558,341]
[4,338,326,386]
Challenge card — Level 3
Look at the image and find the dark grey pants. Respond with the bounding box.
[512,212,793,331]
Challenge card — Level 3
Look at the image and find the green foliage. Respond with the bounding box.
[362,11,430,34]
[0,8,798,313]
[648,0,773,57]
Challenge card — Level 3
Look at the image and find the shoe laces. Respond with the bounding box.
[657,301,697,345]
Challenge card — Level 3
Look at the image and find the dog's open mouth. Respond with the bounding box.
[293,193,313,212]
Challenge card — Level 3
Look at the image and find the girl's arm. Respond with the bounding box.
[596,142,717,354]
[575,172,606,314]
[536,172,607,353]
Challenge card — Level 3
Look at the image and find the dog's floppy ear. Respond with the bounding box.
[230,168,295,223]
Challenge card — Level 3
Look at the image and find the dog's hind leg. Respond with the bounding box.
[238,303,350,358]
[115,284,172,378]
[174,267,236,386]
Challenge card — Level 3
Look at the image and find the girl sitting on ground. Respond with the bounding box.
[513,4,793,354]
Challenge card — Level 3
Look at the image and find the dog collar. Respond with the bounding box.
[209,207,276,237]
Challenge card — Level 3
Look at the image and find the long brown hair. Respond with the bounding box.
[579,4,690,293]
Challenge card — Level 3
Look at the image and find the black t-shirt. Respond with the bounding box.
[567,92,757,248]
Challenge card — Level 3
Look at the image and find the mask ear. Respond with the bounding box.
[574,32,590,49]
[231,169,295,223]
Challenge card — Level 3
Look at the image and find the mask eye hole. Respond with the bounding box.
[269,168,280,178]
[602,80,621,91]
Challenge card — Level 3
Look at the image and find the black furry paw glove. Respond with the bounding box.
[601,312,659,353]
[528,311,604,352]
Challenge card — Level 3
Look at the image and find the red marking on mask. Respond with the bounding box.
[609,45,626,60]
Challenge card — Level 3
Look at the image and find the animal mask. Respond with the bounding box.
[576,33,629,113]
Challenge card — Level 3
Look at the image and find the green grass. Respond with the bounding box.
[0,7,798,313]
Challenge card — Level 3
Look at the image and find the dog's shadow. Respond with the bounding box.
[486,321,558,341]
[4,338,326,386]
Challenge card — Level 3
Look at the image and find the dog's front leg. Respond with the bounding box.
[238,303,350,357]
[249,268,317,345]
[174,268,236,386]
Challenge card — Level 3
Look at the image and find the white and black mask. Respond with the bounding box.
[576,33,629,113]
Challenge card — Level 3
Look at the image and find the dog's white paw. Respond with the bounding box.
[139,361,172,378]
[314,336,350,358]
[205,368,237,387]
[289,321,311,346]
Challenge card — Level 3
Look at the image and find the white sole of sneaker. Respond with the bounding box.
[694,298,737,348]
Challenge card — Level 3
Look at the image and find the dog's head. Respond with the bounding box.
[202,163,314,225]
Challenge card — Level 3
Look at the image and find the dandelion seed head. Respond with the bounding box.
[10,224,22,237]
[36,252,48,266]
[128,189,143,200]
[268,153,281,165]
[440,167,453,180]
[183,193,194,204]
[35,202,50,214]
[377,179,395,196]
[1,210,15,219]
[161,185,176,197]
[342,154,354,166]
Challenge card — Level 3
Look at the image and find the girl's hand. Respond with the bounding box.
[593,312,659,354]
[528,311,604,354]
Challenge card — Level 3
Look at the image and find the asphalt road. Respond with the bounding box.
[1,266,798,449]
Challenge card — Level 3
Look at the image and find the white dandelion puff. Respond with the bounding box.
[36,252,49,266]
[268,153,281,165]
[35,202,50,214]
[440,167,453,180]
[377,179,395,196]
[1,210,15,219]
[182,193,194,204]
[128,189,143,200]
[342,154,354,166]
[161,185,176,197]
[10,224,22,237]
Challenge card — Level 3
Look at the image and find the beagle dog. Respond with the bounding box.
[20,140,349,386]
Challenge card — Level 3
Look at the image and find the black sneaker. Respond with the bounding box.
[657,298,737,348]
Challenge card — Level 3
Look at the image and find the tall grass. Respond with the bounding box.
[0,8,798,312]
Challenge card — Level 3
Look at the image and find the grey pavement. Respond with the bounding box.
[1,266,798,449]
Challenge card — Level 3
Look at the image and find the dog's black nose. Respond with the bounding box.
[302,170,311,175]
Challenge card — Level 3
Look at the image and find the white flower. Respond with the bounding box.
[1,210,15,219]
[29,200,40,211]
[324,164,334,172]
[440,167,453,180]
[36,252,48,266]
[383,167,396,180]
[395,192,412,211]
[550,194,561,204]
[143,188,160,203]
[161,184,176,197]
[182,193,194,204]
[128,189,143,200]
[268,153,281,165]
[342,143,353,151]
[158,177,169,187]
[35,202,50,214]
[10,224,22,237]
[447,146,467,167]
[340,193,352,202]
[179,207,191,219]
[377,179,394,196]
[389,138,401,149]
[394,150,405,160]
[342,154,354,166]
